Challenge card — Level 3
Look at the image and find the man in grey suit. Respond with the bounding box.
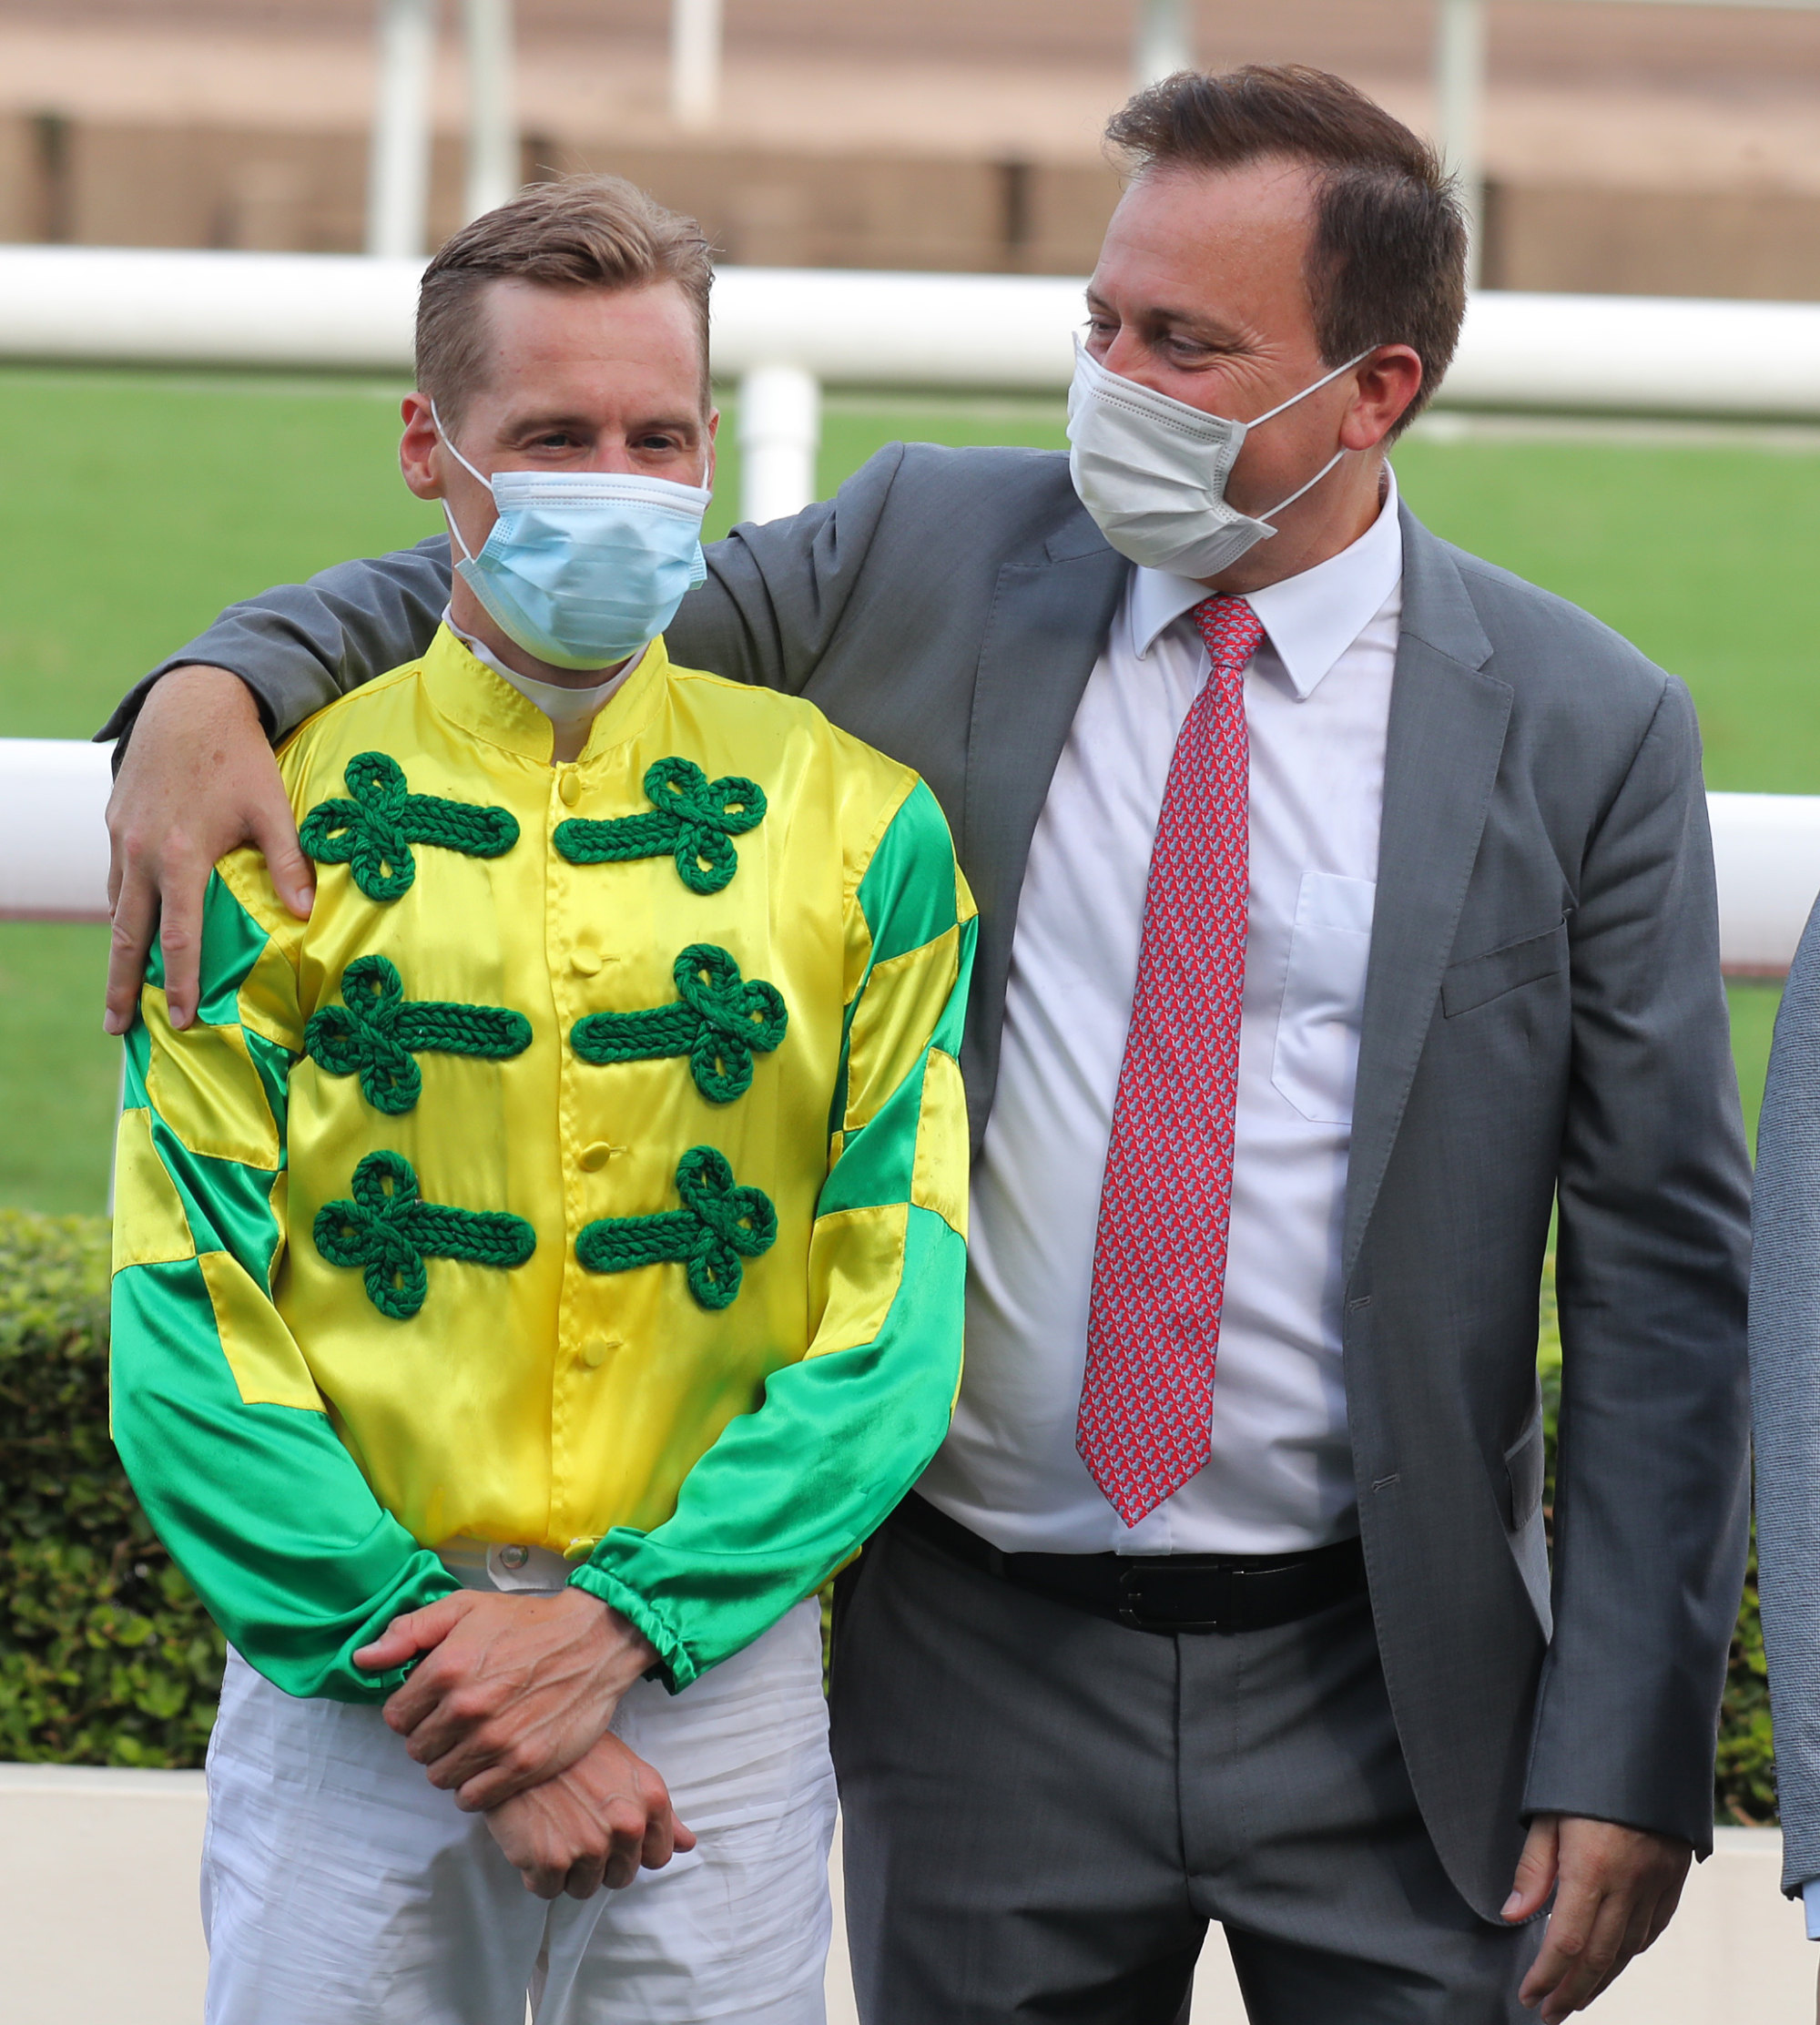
[100,66,1749,2025]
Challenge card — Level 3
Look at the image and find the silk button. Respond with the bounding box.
[557,770,583,808]
[579,1142,615,1173]
[570,946,603,976]
[582,1337,619,1369]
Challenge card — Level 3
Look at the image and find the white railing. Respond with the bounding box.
[2,251,1817,963]
[3,739,1814,975]
[4,247,1820,524]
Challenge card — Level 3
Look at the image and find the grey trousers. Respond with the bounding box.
[829,1517,1541,2025]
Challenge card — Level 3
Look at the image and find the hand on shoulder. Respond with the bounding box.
[104,665,311,1034]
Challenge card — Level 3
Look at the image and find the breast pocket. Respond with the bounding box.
[1271,870,1376,1127]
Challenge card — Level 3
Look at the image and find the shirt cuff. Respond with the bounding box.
[1803,1877,1820,1939]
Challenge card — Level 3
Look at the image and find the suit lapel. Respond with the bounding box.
[962,512,1128,984]
[1344,513,1510,1280]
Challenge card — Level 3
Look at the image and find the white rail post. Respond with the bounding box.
[671,0,723,132]
[737,363,820,525]
[368,0,439,259]
[1434,0,1487,288]
[463,0,518,221]
[1133,0,1194,87]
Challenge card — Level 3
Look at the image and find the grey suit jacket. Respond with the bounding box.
[117,442,1753,1920]
[1748,900,1820,1896]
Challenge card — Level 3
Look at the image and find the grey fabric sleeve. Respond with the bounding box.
[665,442,907,691]
[1750,897,1820,1896]
[1521,676,1754,1851]
[98,534,454,749]
[100,443,913,748]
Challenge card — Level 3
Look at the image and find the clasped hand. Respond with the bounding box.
[353,1587,690,1899]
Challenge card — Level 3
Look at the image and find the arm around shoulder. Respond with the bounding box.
[100,534,452,751]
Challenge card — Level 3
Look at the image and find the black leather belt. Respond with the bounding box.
[893,1492,1367,1636]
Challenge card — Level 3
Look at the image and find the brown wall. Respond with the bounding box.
[0,113,1123,272]
[1483,183,1820,302]
[1,113,1817,303]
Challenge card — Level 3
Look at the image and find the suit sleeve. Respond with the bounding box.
[664,443,910,693]
[99,534,455,750]
[1521,676,1754,1848]
[1749,900,1820,1896]
[109,868,457,1701]
[569,778,975,1689]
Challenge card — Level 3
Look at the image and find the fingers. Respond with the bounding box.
[157,866,206,1032]
[602,1799,650,1891]
[249,782,313,923]
[444,1723,575,1811]
[102,665,284,1033]
[1525,1887,1639,2023]
[562,1851,607,1901]
[355,1593,475,1678]
[104,864,159,1035]
[519,1858,567,1901]
[1503,1815,1561,1924]
[1518,1820,1691,2021]
[638,1798,676,1872]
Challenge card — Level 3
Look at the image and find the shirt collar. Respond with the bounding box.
[1126,463,1403,700]
[442,605,636,735]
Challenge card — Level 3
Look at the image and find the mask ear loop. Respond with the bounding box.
[430,400,493,565]
[1247,347,1378,428]
[1246,347,1379,525]
[1256,445,1350,526]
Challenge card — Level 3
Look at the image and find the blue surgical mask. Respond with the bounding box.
[434,404,712,671]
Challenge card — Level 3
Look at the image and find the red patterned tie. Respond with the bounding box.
[1076,594,1265,1527]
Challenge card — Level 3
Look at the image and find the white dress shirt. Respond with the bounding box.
[917,470,1405,1556]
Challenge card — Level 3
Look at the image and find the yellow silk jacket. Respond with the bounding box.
[110,626,975,1696]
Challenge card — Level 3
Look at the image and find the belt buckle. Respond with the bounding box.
[1114,1562,1228,1634]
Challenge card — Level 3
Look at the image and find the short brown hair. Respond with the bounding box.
[1105,66,1466,433]
[415,175,714,422]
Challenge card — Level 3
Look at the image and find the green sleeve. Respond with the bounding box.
[109,871,456,1703]
[571,780,975,1688]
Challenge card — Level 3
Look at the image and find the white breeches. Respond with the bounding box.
[199,1598,835,2025]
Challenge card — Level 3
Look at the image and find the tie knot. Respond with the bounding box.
[1193,594,1265,675]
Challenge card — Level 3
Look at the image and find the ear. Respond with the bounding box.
[704,407,720,494]
[400,392,443,502]
[1340,346,1424,453]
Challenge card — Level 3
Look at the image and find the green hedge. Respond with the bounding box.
[0,1207,1777,1817]
[0,1209,221,1764]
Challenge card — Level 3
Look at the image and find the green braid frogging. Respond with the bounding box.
[574,1145,777,1311]
[571,944,787,1104]
[554,758,766,896]
[305,954,532,1114]
[313,1149,535,1318]
[300,752,519,904]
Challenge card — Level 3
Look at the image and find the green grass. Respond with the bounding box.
[0,368,1814,1209]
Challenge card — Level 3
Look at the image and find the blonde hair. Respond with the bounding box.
[415,175,714,422]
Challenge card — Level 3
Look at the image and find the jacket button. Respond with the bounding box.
[557,770,583,808]
[582,1337,619,1369]
[579,1142,616,1172]
[570,946,603,976]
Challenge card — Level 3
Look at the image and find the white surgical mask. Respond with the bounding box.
[1065,337,1372,578]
